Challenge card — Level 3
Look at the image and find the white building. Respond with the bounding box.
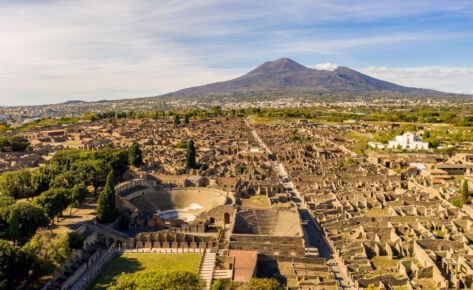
[387,132,429,150]
[368,141,386,149]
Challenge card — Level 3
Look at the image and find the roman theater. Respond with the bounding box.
[115,177,235,232]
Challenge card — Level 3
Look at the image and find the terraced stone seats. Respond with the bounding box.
[232,208,302,236]
[128,187,229,216]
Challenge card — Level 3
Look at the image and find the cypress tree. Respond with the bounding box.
[460,179,469,207]
[184,114,189,124]
[174,114,180,125]
[97,171,118,223]
[128,141,144,167]
[185,140,196,169]
[8,207,20,244]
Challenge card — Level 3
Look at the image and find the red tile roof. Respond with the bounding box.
[229,250,257,282]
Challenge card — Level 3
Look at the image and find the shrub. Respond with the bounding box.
[248,278,281,290]
[67,231,84,250]
[451,198,461,208]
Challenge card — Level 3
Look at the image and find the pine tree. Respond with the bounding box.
[97,171,118,223]
[174,114,180,125]
[460,179,469,207]
[184,114,189,124]
[185,140,197,169]
[128,141,144,167]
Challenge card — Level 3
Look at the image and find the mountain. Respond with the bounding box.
[62,100,85,105]
[163,58,446,97]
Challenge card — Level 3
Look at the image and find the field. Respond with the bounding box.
[240,195,271,208]
[88,253,202,289]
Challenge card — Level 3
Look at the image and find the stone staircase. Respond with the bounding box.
[199,250,216,290]
[213,269,233,280]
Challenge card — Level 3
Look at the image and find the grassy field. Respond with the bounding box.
[88,253,202,289]
[240,195,271,208]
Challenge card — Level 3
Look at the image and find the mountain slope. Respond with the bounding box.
[163,58,445,97]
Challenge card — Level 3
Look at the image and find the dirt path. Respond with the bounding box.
[52,195,98,234]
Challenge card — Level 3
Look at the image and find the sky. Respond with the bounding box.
[1,0,473,106]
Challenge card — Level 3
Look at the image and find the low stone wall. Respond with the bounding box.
[230,234,305,256]
[412,241,447,287]
[68,248,121,290]
[356,274,409,288]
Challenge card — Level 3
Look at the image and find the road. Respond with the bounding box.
[245,119,352,289]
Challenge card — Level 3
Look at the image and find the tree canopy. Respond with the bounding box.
[460,179,469,207]
[248,278,282,290]
[185,140,197,169]
[128,141,144,167]
[33,187,69,222]
[97,171,119,223]
[0,239,32,289]
[0,202,49,243]
[0,136,29,152]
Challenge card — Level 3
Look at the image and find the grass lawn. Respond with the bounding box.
[366,256,404,279]
[240,195,271,208]
[431,229,445,238]
[88,253,202,290]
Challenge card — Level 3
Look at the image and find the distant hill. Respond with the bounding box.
[162,58,448,98]
[62,100,85,105]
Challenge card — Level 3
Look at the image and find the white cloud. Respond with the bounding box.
[315,63,338,71]
[360,66,473,94]
[0,0,472,105]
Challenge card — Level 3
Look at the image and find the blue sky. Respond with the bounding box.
[1,0,473,106]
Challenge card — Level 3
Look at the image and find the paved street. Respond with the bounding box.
[246,119,352,289]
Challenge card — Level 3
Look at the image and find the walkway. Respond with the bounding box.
[245,119,352,289]
[199,249,216,290]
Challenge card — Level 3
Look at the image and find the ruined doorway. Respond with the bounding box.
[224,213,230,224]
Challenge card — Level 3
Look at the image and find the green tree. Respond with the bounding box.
[184,114,190,124]
[30,167,51,197]
[50,170,80,189]
[0,137,8,152]
[0,196,15,208]
[0,136,29,152]
[90,159,109,194]
[97,171,119,223]
[8,208,20,244]
[67,231,84,250]
[460,179,469,207]
[0,169,33,199]
[185,140,197,169]
[22,230,71,276]
[0,239,31,289]
[0,203,49,243]
[97,147,130,178]
[33,188,68,223]
[174,114,180,125]
[128,141,144,167]
[248,278,281,290]
[69,183,88,215]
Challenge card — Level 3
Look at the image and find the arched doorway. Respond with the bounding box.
[209,217,215,225]
[224,213,230,224]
